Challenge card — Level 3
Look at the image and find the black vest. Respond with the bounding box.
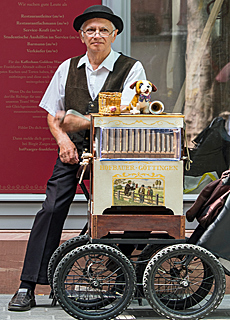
[65,53,137,156]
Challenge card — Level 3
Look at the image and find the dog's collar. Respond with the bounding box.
[139,93,151,102]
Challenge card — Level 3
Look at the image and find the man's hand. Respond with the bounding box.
[54,110,66,124]
[54,110,90,132]
[47,113,79,165]
[58,135,79,164]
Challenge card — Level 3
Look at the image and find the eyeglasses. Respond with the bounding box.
[81,28,116,38]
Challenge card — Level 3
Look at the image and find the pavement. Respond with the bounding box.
[1,294,230,320]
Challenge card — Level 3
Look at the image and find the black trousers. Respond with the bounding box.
[20,157,80,284]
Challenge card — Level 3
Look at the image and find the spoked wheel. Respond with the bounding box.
[53,244,136,320]
[47,234,90,289]
[143,244,226,320]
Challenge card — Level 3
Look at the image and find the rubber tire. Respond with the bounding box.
[53,243,136,320]
[137,243,213,309]
[47,234,90,288]
[143,244,226,320]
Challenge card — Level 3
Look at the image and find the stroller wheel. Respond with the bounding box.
[53,243,136,320]
[143,244,226,320]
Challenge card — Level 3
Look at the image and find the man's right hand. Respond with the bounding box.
[58,136,79,164]
[47,113,79,164]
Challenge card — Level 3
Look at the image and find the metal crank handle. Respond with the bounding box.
[79,165,87,184]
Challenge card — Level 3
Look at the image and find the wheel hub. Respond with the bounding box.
[91,279,101,289]
[180,279,189,288]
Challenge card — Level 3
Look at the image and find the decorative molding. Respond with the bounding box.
[0,184,46,192]
[95,118,183,128]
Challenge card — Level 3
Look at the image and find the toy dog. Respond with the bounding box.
[128,80,157,114]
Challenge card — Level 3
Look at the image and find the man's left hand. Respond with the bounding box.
[54,110,90,132]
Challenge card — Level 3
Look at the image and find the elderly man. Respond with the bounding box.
[8,4,146,311]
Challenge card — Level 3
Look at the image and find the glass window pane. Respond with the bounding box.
[131,0,230,187]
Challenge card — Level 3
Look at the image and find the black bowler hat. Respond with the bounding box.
[73,5,123,34]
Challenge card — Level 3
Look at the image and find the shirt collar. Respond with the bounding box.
[77,49,119,72]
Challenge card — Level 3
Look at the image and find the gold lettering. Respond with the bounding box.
[99,163,179,171]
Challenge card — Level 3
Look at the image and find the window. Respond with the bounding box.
[105,0,230,192]
[109,0,230,192]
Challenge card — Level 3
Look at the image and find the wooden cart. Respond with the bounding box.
[49,113,226,320]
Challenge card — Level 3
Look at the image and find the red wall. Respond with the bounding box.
[0,0,101,193]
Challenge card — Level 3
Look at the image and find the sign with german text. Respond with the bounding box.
[1,0,100,193]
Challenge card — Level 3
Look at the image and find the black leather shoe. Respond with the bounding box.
[8,289,36,311]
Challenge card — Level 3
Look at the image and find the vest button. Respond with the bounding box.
[85,137,89,140]
[84,148,88,152]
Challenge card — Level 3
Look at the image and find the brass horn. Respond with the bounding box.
[149,100,164,114]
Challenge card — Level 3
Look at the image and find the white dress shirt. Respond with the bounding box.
[39,49,146,117]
